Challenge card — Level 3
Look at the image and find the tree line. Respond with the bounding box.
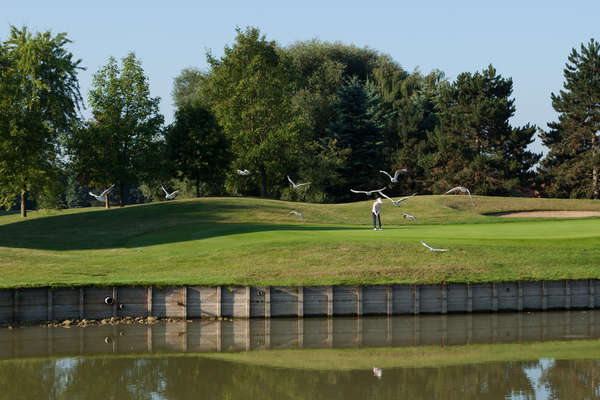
[1,25,599,217]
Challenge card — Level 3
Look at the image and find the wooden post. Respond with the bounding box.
[47,289,53,321]
[79,288,84,319]
[147,287,153,317]
[182,287,188,320]
[216,287,221,318]
[467,283,473,313]
[542,281,547,310]
[297,287,303,318]
[387,285,393,316]
[413,284,420,315]
[441,283,448,314]
[356,286,363,316]
[517,282,523,311]
[264,287,271,318]
[492,282,498,312]
[327,286,333,317]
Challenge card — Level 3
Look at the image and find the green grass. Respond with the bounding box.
[0,195,599,288]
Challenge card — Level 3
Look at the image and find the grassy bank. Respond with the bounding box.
[0,196,599,288]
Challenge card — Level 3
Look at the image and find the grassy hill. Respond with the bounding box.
[0,195,599,288]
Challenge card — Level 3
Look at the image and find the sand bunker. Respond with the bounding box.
[491,211,600,218]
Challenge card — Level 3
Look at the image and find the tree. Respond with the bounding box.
[166,104,231,197]
[0,26,83,217]
[204,27,300,197]
[539,39,600,198]
[325,76,390,201]
[68,52,164,207]
[428,65,540,195]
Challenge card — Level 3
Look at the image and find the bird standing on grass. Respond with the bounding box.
[421,241,448,252]
[161,185,179,200]
[289,211,304,221]
[403,213,417,221]
[287,176,310,189]
[445,186,474,205]
[89,184,115,203]
[379,169,407,183]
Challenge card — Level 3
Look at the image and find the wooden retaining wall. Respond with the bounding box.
[1,280,600,323]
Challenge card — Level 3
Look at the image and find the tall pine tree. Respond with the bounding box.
[539,39,600,199]
[429,65,540,195]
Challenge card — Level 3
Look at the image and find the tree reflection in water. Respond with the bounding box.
[1,356,599,400]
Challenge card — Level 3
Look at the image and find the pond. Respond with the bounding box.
[1,311,599,399]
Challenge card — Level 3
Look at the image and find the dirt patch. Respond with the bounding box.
[490,211,600,218]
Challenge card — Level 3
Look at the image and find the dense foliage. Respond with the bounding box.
[1,24,598,216]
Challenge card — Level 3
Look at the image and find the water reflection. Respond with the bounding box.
[1,311,600,359]
[1,356,599,399]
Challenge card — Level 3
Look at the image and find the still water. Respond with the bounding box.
[1,311,600,399]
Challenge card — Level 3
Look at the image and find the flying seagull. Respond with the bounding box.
[350,187,386,196]
[379,192,417,206]
[403,213,417,221]
[445,186,474,205]
[237,169,251,176]
[289,210,304,221]
[373,367,383,379]
[161,185,179,200]
[287,176,310,189]
[89,184,115,203]
[379,169,407,183]
[421,241,448,252]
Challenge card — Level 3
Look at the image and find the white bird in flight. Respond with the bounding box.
[373,367,383,378]
[403,213,417,221]
[237,169,251,176]
[161,185,179,200]
[445,186,474,205]
[289,211,304,221]
[287,176,310,189]
[89,184,115,203]
[379,169,407,183]
[379,192,416,206]
[421,241,448,252]
[350,187,386,196]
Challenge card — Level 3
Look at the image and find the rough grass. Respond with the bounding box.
[0,195,599,288]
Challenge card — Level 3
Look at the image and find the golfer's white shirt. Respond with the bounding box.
[372,201,381,215]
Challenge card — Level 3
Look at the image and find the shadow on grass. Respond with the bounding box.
[0,200,363,251]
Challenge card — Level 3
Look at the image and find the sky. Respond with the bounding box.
[3,1,599,155]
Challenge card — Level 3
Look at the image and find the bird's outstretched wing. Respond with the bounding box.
[421,241,433,250]
[89,192,98,198]
[393,169,406,179]
[296,182,310,187]
[445,186,464,195]
[379,170,393,181]
[161,185,169,196]
[171,190,180,196]
[350,189,367,194]
[370,187,386,195]
[379,192,393,201]
[287,175,295,186]
[100,184,115,197]
[397,193,417,203]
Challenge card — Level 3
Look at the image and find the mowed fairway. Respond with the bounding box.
[0,196,599,288]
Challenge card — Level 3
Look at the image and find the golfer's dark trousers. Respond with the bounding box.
[372,212,381,228]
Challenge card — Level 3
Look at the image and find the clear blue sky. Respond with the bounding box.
[4,1,599,154]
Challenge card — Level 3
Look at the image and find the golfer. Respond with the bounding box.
[372,198,383,230]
